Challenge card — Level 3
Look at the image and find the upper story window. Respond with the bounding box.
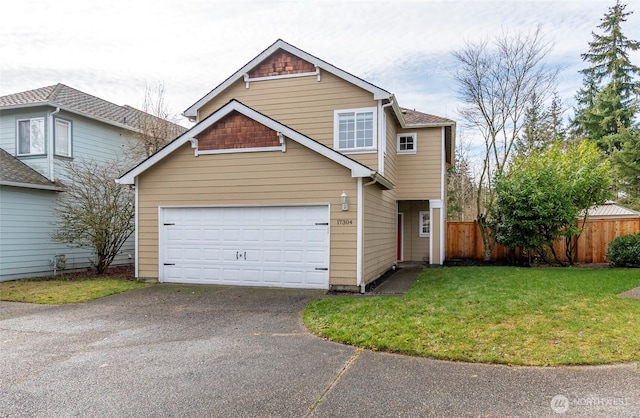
[397,133,416,154]
[54,119,72,157]
[334,107,377,152]
[17,118,45,156]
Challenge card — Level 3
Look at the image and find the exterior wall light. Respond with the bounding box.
[341,191,348,211]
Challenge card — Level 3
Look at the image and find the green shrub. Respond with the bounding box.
[607,233,640,267]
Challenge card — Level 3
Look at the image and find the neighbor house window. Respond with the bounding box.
[54,119,71,157]
[17,118,45,156]
[419,210,430,237]
[397,133,416,154]
[334,107,377,152]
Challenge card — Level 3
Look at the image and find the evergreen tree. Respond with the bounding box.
[611,127,640,208]
[573,1,640,150]
[517,92,565,156]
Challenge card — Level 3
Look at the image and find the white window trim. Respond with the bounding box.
[397,132,417,154]
[419,210,430,237]
[54,118,72,157]
[16,117,46,156]
[333,107,377,153]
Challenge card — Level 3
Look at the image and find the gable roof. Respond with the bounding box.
[0,148,64,191]
[182,39,455,130]
[0,84,186,135]
[183,39,393,119]
[118,99,393,189]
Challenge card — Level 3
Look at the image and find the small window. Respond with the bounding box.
[419,210,430,237]
[397,133,416,154]
[17,118,45,156]
[54,119,72,157]
[334,107,377,152]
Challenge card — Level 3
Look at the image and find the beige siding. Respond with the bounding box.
[396,127,442,200]
[197,72,380,171]
[383,107,398,184]
[362,185,397,284]
[137,140,359,286]
[398,201,430,262]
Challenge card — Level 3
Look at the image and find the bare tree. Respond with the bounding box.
[453,26,558,260]
[52,159,134,273]
[131,83,186,159]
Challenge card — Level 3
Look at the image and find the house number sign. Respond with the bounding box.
[336,219,353,225]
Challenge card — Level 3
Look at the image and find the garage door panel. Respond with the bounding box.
[161,206,329,289]
[242,228,262,242]
[263,250,283,262]
[306,250,327,264]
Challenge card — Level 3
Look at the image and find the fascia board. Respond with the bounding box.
[117,104,238,184]
[183,40,391,118]
[0,181,64,191]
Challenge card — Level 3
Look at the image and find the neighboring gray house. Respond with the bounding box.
[0,84,185,281]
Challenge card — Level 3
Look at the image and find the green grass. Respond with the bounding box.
[0,276,152,304]
[304,267,640,366]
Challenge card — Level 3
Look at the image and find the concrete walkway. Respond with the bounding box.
[370,262,425,295]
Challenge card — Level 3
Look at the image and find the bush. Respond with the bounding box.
[607,233,640,267]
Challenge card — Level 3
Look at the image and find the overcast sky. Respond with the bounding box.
[2,0,639,139]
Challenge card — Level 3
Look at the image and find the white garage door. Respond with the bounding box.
[160,205,330,289]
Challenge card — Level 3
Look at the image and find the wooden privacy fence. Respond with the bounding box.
[446,218,640,263]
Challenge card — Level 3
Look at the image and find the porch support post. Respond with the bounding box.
[429,199,444,266]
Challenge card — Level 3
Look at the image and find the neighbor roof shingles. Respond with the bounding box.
[0,84,185,134]
[0,148,63,190]
[400,107,454,125]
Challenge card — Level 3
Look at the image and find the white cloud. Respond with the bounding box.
[1,0,639,124]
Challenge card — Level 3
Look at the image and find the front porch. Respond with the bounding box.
[397,199,445,266]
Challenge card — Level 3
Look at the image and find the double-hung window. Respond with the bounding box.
[419,210,430,237]
[54,119,72,157]
[334,107,376,152]
[397,133,416,154]
[17,118,45,156]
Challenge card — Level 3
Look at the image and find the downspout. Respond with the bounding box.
[377,100,394,176]
[356,177,364,293]
[134,177,139,278]
[440,127,447,264]
[48,107,61,181]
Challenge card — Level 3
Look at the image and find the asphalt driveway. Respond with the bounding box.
[1,285,638,417]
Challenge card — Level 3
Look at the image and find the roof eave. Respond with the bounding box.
[0,180,65,191]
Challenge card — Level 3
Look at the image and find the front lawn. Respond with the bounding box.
[0,275,151,304]
[304,267,640,366]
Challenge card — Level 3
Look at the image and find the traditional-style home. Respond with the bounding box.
[0,84,185,280]
[118,40,455,292]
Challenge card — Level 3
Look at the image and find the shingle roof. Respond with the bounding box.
[400,107,454,125]
[0,148,64,191]
[0,84,186,135]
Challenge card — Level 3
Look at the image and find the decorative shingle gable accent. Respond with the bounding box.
[196,111,280,150]
[248,50,316,78]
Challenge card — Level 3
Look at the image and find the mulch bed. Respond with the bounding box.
[27,264,135,281]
